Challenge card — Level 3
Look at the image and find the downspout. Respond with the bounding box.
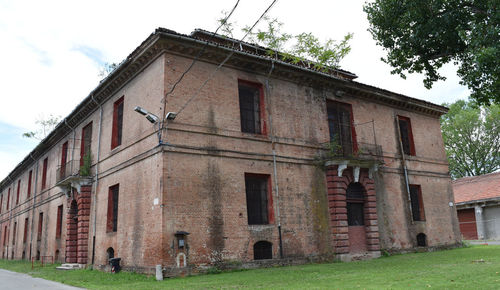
[394,115,413,224]
[28,153,39,261]
[265,60,283,259]
[64,119,77,175]
[90,95,103,266]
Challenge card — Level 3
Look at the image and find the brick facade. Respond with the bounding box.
[0,28,461,274]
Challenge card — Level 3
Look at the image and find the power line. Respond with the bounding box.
[161,0,241,114]
[176,0,278,116]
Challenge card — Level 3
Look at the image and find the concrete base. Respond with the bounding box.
[336,251,381,262]
[56,263,84,270]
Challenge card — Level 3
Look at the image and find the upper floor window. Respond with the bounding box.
[111,96,124,149]
[409,184,425,221]
[238,81,265,134]
[81,122,93,166]
[60,141,68,179]
[0,194,3,213]
[41,158,48,190]
[245,173,272,225]
[398,115,415,156]
[16,179,20,205]
[327,101,357,156]
[27,170,33,199]
[107,184,119,232]
[7,188,11,210]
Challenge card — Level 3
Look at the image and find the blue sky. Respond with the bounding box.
[0,0,470,180]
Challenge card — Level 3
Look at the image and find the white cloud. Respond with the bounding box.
[0,0,470,179]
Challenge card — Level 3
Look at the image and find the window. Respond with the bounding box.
[107,184,119,232]
[41,158,48,190]
[60,141,68,179]
[23,218,28,243]
[56,205,63,239]
[409,184,425,221]
[111,96,124,149]
[16,180,20,205]
[346,182,365,226]
[12,222,17,245]
[0,194,3,214]
[327,101,357,156]
[245,174,272,225]
[238,81,265,134]
[6,188,10,210]
[253,241,272,260]
[37,212,43,241]
[27,170,32,199]
[417,233,427,247]
[80,122,92,166]
[3,226,7,247]
[397,115,415,156]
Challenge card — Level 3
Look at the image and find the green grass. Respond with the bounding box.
[2,246,500,289]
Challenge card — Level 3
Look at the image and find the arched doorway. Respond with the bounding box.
[346,182,367,253]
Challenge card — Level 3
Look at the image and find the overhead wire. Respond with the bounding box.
[175,0,278,117]
[161,0,241,120]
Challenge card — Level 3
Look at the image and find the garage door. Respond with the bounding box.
[458,208,478,240]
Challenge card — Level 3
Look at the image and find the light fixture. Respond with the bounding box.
[166,112,177,121]
[134,106,148,116]
[134,106,160,124]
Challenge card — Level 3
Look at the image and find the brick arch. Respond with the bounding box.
[65,185,91,264]
[326,165,380,255]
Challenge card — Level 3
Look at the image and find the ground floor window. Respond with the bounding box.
[254,241,272,260]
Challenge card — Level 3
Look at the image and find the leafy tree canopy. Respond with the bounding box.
[218,14,353,71]
[441,99,500,178]
[364,0,499,105]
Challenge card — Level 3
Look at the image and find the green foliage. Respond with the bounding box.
[440,99,500,178]
[225,15,352,71]
[217,10,235,38]
[364,0,499,105]
[22,114,62,140]
[2,246,500,289]
[79,152,92,176]
[98,62,119,78]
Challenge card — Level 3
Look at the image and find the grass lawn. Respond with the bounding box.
[1,245,500,289]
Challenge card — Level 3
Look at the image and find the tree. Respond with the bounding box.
[364,0,499,105]
[440,99,500,178]
[98,62,119,78]
[219,13,353,71]
[23,114,62,140]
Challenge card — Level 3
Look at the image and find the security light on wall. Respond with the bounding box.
[134,106,160,124]
[166,112,177,121]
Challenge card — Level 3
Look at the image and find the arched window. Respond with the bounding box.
[254,241,272,260]
[346,182,365,226]
[107,247,115,261]
[417,233,427,247]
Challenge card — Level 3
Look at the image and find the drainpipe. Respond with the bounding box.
[28,153,39,261]
[394,115,413,224]
[265,60,283,259]
[64,119,77,175]
[90,95,103,266]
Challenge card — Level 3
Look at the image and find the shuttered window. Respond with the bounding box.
[239,81,263,134]
[80,122,92,166]
[398,116,415,156]
[107,184,119,232]
[245,174,270,225]
[327,101,356,156]
[409,184,425,221]
[111,96,124,149]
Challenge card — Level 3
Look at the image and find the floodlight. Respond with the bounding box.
[134,106,148,116]
[166,112,177,120]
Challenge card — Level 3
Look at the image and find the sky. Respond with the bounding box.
[0,0,470,180]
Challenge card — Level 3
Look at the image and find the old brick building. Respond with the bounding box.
[0,28,461,275]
